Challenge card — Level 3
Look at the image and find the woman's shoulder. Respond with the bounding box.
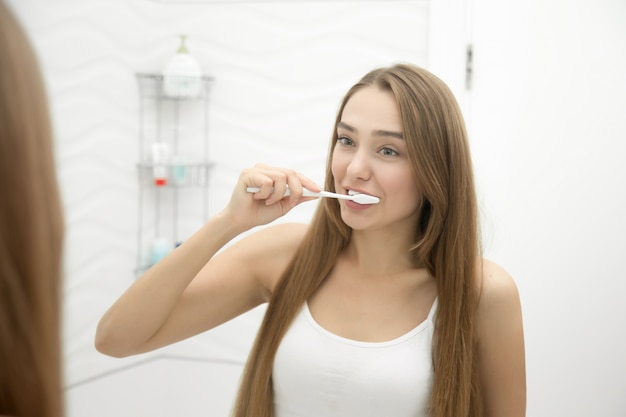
[232,222,309,263]
[233,222,310,295]
[477,259,520,306]
[246,222,309,249]
[478,259,518,297]
[475,258,523,329]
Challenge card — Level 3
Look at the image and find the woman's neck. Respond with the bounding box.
[344,228,419,277]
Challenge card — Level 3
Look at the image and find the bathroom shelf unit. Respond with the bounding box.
[135,72,215,276]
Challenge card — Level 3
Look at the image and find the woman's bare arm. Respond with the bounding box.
[95,164,319,357]
[476,259,527,417]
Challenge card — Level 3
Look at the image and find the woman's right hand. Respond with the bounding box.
[223,163,321,229]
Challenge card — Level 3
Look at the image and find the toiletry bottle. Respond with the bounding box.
[152,143,169,186]
[163,35,202,98]
[172,155,188,185]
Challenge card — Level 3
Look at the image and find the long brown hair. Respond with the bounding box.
[233,64,482,417]
[0,2,65,417]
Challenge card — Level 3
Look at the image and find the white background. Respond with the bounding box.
[5,0,626,416]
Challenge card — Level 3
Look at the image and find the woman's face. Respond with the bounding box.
[331,86,422,233]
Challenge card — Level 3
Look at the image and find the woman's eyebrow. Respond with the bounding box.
[337,121,403,140]
[374,129,403,139]
[336,121,356,132]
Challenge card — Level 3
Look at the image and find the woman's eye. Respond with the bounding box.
[380,147,399,157]
[337,136,354,146]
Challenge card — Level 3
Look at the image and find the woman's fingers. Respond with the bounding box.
[244,164,320,206]
[225,164,322,229]
[286,170,322,206]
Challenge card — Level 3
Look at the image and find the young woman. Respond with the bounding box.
[0,2,65,416]
[96,64,525,417]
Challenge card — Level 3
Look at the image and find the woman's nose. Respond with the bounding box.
[346,149,371,181]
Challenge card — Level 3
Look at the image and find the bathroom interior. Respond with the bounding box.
[5,0,626,416]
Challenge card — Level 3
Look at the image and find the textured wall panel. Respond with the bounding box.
[7,0,430,415]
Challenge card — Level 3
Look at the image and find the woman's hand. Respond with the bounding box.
[223,163,321,229]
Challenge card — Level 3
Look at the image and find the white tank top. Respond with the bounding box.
[273,298,437,417]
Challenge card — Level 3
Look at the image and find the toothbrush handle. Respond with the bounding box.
[246,186,377,204]
[245,187,319,198]
[319,190,358,201]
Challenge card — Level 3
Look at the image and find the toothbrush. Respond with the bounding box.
[246,187,380,205]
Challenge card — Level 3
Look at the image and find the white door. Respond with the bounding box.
[468,1,626,416]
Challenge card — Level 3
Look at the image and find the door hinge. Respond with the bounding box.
[465,44,473,90]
